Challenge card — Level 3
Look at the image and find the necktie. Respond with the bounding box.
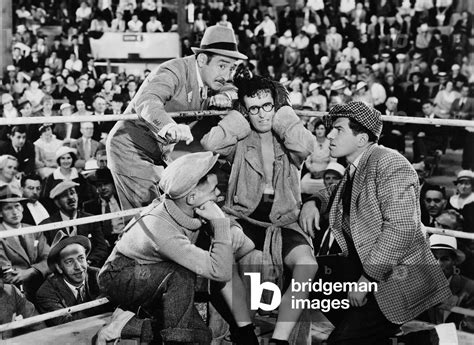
[18,235,29,255]
[76,286,84,304]
[84,139,91,160]
[342,169,353,215]
[459,99,464,109]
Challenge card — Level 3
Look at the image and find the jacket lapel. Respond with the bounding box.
[329,176,349,255]
[350,145,377,221]
[185,56,201,110]
[0,223,31,264]
[243,132,264,176]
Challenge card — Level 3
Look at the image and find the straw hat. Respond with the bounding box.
[430,234,465,265]
[331,80,346,91]
[454,170,474,185]
[192,26,247,60]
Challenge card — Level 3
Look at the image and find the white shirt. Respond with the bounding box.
[60,211,78,236]
[26,201,49,225]
[254,19,277,37]
[101,196,125,234]
[128,19,143,32]
[146,20,164,32]
[63,279,84,299]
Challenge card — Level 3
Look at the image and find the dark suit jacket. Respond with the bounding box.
[450,97,474,119]
[71,137,105,161]
[83,197,120,246]
[35,268,103,326]
[0,140,36,175]
[21,201,50,226]
[40,211,108,267]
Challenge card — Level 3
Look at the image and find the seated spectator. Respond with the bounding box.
[146,14,164,32]
[0,186,50,301]
[71,122,105,168]
[41,181,107,267]
[429,234,474,329]
[34,124,63,179]
[352,81,374,107]
[288,79,304,108]
[305,83,327,111]
[53,103,74,141]
[83,168,125,247]
[64,53,82,76]
[1,93,19,119]
[43,147,91,205]
[378,97,407,153]
[127,14,143,32]
[21,174,49,226]
[62,75,79,103]
[89,11,110,33]
[434,80,461,119]
[44,51,63,76]
[334,54,352,77]
[0,270,43,338]
[406,71,430,115]
[254,14,277,47]
[38,94,56,117]
[0,125,35,175]
[23,78,45,111]
[110,10,126,32]
[447,170,474,232]
[36,231,103,326]
[0,155,21,196]
[301,119,335,194]
[422,184,447,227]
[413,101,446,163]
[325,26,343,61]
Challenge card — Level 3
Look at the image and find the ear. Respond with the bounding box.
[186,190,197,206]
[196,53,208,67]
[357,133,369,147]
[54,263,63,275]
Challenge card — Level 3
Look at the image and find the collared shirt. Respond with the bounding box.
[27,201,49,225]
[60,211,78,236]
[63,279,84,299]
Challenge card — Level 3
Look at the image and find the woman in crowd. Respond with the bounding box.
[434,80,461,118]
[306,83,327,111]
[23,78,45,110]
[43,146,92,204]
[1,94,19,119]
[0,155,22,195]
[301,119,336,194]
[34,124,63,179]
[61,75,79,104]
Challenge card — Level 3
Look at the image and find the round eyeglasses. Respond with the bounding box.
[247,102,274,115]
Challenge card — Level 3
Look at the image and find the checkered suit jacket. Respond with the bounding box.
[328,144,451,324]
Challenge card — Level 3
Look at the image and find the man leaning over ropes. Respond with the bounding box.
[106,25,247,210]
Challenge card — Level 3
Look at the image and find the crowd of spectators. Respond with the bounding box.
[0,0,473,340]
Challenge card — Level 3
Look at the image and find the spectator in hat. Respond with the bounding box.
[35,231,104,326]
[110,93,124,114]
[71,122,105,169]
[0,125,35,175]
[21,174,49,226]
[0,155,22,196]
[41,181,107,267]
[202,73,317,344]
[33,124,63,179]
[352,81,374,107]
[75,75,94,108]
[1,93,18,119]
[428,233,474,328]
[429,71,448,98]
[300,101,450,343]
[83,168,125,247]
[97,152,253,345]
[0,186,50,301]
[107,25,247,210]
[305,83,327,111]
[53,103,74,141]
[42,146,93,205]
[447,170,474,233]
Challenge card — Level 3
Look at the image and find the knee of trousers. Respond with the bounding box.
[160,327,212,345]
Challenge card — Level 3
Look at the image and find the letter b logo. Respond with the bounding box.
[244,273,282,311]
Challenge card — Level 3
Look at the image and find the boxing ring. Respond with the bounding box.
[1,110,474,335]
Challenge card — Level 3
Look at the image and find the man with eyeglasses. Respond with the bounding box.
[421,184,447,227]
[106,25,247,210]
[202,73,317,345]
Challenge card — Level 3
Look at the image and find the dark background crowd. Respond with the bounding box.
[0,0,473,341]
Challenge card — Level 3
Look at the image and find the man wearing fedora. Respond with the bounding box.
[35,231,103,326]
[97,152,254,345]
[429,233,474,328]
[106,25,248,210]
[41,181,108,268]
[83,168,125,247]
[299,101,451,344]
[0,186,50,302]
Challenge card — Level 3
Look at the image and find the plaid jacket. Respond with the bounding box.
[329,144,451,324]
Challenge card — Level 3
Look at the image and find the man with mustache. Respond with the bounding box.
[35,231,103,326]
[106,25,247,210]
[41,181,108,268]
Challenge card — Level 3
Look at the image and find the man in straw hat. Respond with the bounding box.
[96,151,254,345]
[106,25,247,210]
[202,72,317,345]
[36,230,104,326]
[299,101,451,344]
[0,185,50,302]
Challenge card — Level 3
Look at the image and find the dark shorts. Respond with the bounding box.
[236,196,309,259]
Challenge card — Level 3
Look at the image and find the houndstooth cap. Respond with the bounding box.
[329,101,383,139]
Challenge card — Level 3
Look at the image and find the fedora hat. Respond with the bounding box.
[91,168,114,185]
[430,234,465,265]
[47,230,91,269]
[0,185,27,203]
[191,25,247,60]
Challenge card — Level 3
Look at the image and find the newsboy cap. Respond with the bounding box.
[159,152,219,199]
[50,181,79,199]
[329,101,383,139]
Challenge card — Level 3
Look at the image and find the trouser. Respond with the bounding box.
[111,170,161,210]
[98,254,212,344]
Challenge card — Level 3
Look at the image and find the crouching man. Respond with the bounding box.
[97,152,253,345]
